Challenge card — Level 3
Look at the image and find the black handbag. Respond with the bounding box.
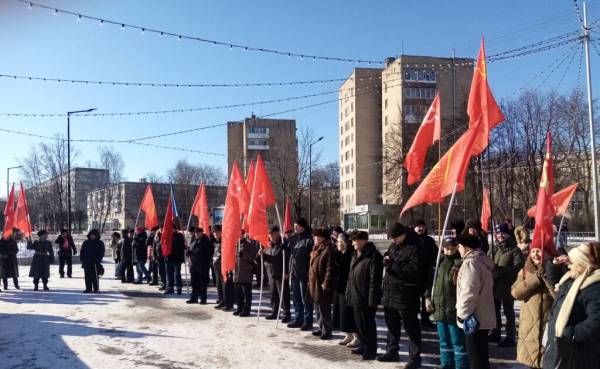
[96,264,105,277]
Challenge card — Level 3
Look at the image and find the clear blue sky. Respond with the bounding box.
[0,0,597,197]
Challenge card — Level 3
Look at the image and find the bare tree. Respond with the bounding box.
[95,146,125,231]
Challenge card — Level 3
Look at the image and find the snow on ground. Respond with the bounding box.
[0,262,525,369]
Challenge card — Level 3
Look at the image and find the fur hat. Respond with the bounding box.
[87,229,101,238]
[350,230,369,241]
[312,227,330,239]
[270,225,280,234]
[390,223,411,239]
[514,226,531,245]
[457,234,481,249]
[450,220,466,235]
[295,218,309,230]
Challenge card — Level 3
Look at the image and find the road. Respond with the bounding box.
[0,262,524,369]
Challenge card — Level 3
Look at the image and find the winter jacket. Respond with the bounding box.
[511,258,556,369]
[334,245,354,294]
[234,239,259,284]
[0,238,19,278]
[27,240,54,279]
[54,235,76,256]
[80,238,105,267]
[118,237,133,263]
[417,233,438,293]
[345,242,383,309]
[289,230,313,282]
[543,270,600,369]
[133,232,148,262]
[456,249,496,330]
[382,239,422,311]
[212,235,222,270]
[109,240,120,261]
[308,239,337,305]
[263,238,289,281]
[428,252,462,321]
[187,233,213,275]
[153,232,163,260]
[166,232,186,264]
[489,237,525,300]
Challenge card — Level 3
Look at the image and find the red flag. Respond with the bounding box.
[248,155,276,247]
[14,183,32,238]
[3,184,15,239]
[139,185,159,229]
[530,133,555,255]
[467,38,505,156]
[404,93,441,185]
[283,197,293,234]
[481,187,491,233]
[160,193,174,257]
[400,124,479,216]
[191,183,210,233]
[527,182,579,217]
[242,161,255,233]
[221,162,250,279]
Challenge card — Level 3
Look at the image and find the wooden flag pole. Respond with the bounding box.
[431,182,459,298]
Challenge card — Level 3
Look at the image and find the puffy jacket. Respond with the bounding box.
[543,270,600,369]
[382,239,422,310]
[345,242,383,309]
[308,239,337,305]
[511,258,556,369]
[456,249,496,330]
[234,239,259,284]
[428,252,461,321]
[187,233,214,275]
[489,237,525,300]
[80,238,105,267]
[289,230,313,282]
[263,238,289,280]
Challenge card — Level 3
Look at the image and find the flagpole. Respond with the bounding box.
[257,248,265,322]
[274,202,285,328]
[431,182,459,298]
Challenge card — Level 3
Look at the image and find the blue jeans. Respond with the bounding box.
[291,277,313,325]
[437,320,468,369]
[135,260,150,282]
[166,262,182,291]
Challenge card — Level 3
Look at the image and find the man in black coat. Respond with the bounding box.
[165,226,186,295]
[54,228,77,278]
[186,227,214,304]
[147,227,159,285]
[345,230,383,361]
[212,225,235,311]
[379,223,423,369]
[413,220,438,329]
[80,229,105,293]
[261,226,291,322]
[287,218,314,330]
[0,229,20,290]
[133,227,151,284]
[118,229,134,283]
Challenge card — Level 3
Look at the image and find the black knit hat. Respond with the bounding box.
[37,229,48,237]
[295,218,309,230]
[413,219,427,227]
[88,229,101,238]
[270,225,280,233]
[333,226,344,234]
[212,224,222,232]
[457,234,481,249]
[390,223,411,238]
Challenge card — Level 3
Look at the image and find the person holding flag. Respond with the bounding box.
[186,227,214,304]
[212,224,235,311]
[260,226,291,322]
[163,191,186,295]
[233,234,259,317]
[27,230,54,291]
[287,218,314,331]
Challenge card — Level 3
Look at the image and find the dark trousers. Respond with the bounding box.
[465,329,490,369]
[190,273,209,302]
[316,302,332,335]
[234,282,252,314]
[3,277,19,289]
[333,291,355,333]
[135,260,151,282]
[384,307,422,361]
[166,262,182,291]
[291,277,313,325]
[83,264,99,292]
[353,307,378,356]
[215,264,224,303]
[59,254,73,277]
[269,277,290,317]
[220,271,235,307]
[33,277,48,288]
[494,298,516,340]
[157,257,166,285]
[119,261,134,282]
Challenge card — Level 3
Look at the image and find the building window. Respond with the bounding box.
[340,139,344,148]
[351,178,354,188]
[384,99,388,109]
[404,87,436,99]
[351,149,354,157]
[351,118,354,127]
[340,126,343,135]
[351,102,354,112]
[351,133,354,142]
[384,115,388,126]
[404,69,436,82]
[248,127,269,134]
[404,105,421,124]
[345,151,350,160]
[345,136,349,145]
[345,121,350,131]
[351,164,354,172]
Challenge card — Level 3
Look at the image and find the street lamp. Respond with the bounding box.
[308,136,324,225]
[67,108,96,234]
[6,165,23,198]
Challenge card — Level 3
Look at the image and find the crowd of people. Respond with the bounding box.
[1,217,600,369]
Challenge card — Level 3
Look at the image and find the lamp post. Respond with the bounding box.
[308,136,324,225]
[6,165,23,198]
[67,108,96,234]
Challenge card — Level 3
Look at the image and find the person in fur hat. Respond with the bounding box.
[514,226,531,258]
[27,230,55,291]
[80,229,105,293]
[543,242,600,369]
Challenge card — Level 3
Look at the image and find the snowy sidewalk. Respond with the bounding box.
[0,262,525,369]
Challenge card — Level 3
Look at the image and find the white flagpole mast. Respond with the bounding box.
[431,182,459,298]
[274,202,285,328]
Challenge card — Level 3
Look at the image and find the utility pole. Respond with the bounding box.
[583,1,600,240]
